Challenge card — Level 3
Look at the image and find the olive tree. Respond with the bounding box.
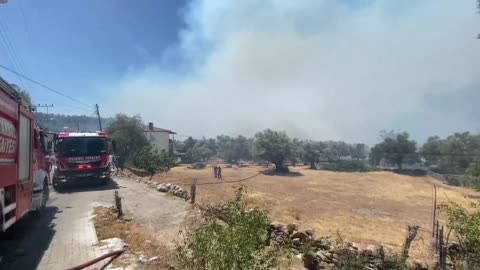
[253,129,292,172]
[106,114,149,163]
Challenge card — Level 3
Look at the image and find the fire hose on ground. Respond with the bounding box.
[65,249,126,270]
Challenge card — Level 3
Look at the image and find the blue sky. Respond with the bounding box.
[0,0,188,114]
[0,0,479,143]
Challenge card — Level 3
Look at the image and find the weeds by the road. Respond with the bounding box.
[93,206,174,269]
[175,186,286,270]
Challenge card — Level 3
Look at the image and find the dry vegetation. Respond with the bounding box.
[148,164,480,262]
[93,206,174,269]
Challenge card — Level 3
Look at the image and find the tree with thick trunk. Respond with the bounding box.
[253,129,292,173]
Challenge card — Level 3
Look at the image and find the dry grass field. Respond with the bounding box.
[149,164,480,262]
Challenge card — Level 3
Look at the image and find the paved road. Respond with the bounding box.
[0,176,191,270]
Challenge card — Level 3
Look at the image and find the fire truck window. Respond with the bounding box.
[19,115,32,182]
[58,138,107,157]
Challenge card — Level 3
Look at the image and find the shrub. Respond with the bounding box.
[133,145,175,178]
[456,175,480,190]
[334,232,407,270]
[175,187,284,270]
[320,162,373,172]
[439,202,480,268]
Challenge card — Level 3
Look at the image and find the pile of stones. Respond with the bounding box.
[268,223,428,270]
[156,183,190,201]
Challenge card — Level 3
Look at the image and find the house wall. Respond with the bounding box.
[146,132,170,153]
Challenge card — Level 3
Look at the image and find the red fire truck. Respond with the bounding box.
[0,77,50,232]
[52,131,111,190]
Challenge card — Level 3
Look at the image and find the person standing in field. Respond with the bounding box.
[217,166,223,180]
[213,165,218,178]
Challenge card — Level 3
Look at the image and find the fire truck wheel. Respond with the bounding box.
[41,179,49,208]
[33,180,49,216]
[52,177,63,192]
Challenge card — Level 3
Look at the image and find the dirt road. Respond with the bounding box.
[0,176,191,270]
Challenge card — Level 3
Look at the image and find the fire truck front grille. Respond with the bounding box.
[67,160,102,169]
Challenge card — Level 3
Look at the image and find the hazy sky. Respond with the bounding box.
[1,0,479,144]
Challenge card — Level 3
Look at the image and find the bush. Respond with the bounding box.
[334,233,407,270]
[439,202,480,268]
[456,176,480,190]
[133,146,175,177]
[175,187,284,270]
[320,162,373,172]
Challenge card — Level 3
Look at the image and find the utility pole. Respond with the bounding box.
[95,104,102,131]
[36,104,54,123]
[37,104,54,115]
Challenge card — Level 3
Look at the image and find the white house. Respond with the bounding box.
[144,122,176,154]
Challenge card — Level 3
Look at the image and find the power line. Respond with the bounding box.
[195,172,263,186]
[379,151,480,158]
[0,63,92,108]
[0,17,28,90]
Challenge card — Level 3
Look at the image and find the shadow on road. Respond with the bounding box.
[56,178,120,194]
[0,206,58,270]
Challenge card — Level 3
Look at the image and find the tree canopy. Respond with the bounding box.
[253,129,292,172]
[369,131,417,169]
[302,141,326,169]
[106,114,149,162]
[421,132,480,174]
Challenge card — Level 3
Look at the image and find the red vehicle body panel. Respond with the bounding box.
[0,77,48,231]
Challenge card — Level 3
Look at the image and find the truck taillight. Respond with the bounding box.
[58,132,69,137]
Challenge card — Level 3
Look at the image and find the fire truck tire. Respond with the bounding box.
[52,177,63,192]
[41,179,49,208]
[33,180,49,216]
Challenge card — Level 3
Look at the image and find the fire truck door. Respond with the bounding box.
[16,114,33,219]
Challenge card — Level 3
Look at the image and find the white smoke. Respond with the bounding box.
[103,0,480,144]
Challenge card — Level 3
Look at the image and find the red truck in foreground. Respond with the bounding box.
[0,77,50,231]
[52,131,111,190]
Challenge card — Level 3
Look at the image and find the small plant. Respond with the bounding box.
[438,202,480,267]
[334,231,407,270]
[175,186,284,270]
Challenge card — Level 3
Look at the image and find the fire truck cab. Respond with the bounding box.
[0,77,50,232]
[52,131,111,190]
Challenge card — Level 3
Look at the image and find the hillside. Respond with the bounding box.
[36,112,112,132]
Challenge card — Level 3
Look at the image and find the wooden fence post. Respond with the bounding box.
[114,191,123,219]
[190,179,197,204]
[432,184,437,237]
[439,226,445,269]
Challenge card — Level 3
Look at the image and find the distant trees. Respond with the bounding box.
[325,141,351,161]
[216,135,252,163]
[37,112,111,132]
[368,144,383,166]
[351,144,368,160]
[302,141,326,169]
[421,132,480,174]
[179,135,253,164]
[106,114,149,163]
[253,129,292,172]
[369,131,417,169]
